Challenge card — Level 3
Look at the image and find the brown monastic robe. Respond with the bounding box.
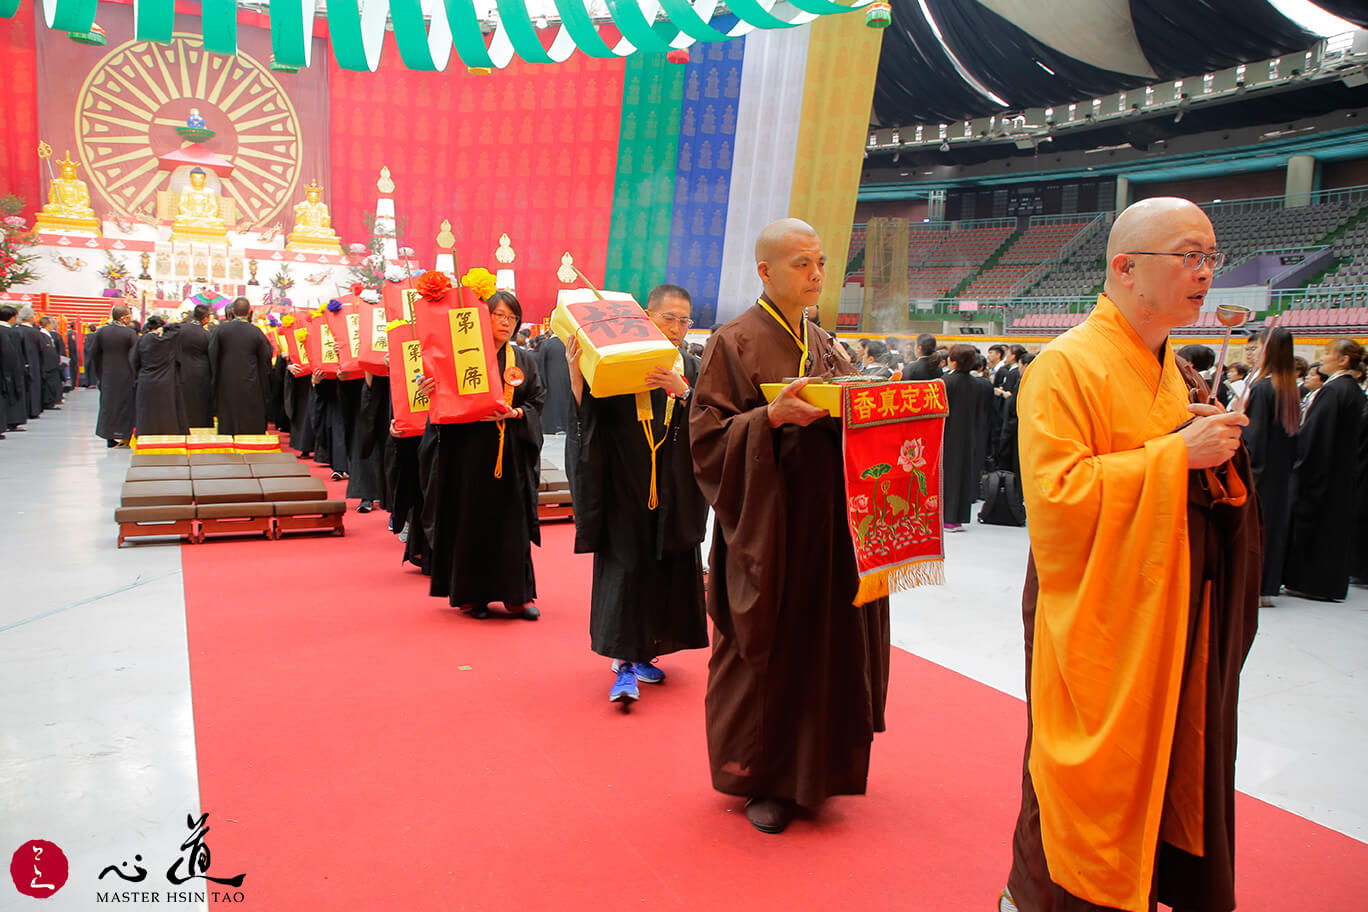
[691,300,891,808]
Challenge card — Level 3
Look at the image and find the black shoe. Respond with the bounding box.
[107,438,116,448]
[508,604,539,620]
[357,500,374,513]
[470,604,490,620]
[330,471,344,481]
[744,798,792,834]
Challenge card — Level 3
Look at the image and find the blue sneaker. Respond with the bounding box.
[610,660,665,685]
[609,664,639,703]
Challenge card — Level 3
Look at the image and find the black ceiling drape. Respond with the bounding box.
[872,0,1332,127]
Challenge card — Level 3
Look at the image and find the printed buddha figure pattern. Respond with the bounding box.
[605,51,685,307]
[663,32,743,329]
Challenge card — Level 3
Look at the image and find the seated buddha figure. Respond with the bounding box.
[285,179,342,253]
[34,152,101,236]
[171,167,227,242]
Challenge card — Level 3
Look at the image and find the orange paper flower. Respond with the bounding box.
[416,270,452,301]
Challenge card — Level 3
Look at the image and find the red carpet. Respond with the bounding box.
[180,464,1368,910]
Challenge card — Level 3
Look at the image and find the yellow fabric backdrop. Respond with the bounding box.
[863,217,911,331]
[788,9,883,329]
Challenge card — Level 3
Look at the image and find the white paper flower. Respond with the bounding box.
[360,288,381,304]
[384,264,408,283]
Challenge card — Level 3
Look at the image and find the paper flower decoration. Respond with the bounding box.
[267,314,281,327]
[295,328,308,342]
[461,267,497,302]
[350,282,364,296]
[416,270,451,301]
[384,264,408,283]
[281,314,295,327]
[278,297,293,308]
[327,298,343,313]
[348,243,367,255]
[360,289,380,304]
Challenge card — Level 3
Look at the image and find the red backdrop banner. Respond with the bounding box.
[0,1,41,221]
[328,33,627,323]
[32,4,330,230]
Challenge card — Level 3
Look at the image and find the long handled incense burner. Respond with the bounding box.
[1207,303,1253,405]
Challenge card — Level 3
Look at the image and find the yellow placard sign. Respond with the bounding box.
[402,339,429,412]
[319,323,339,364]
[371,307,388,352]
[345,313,362,359]
[448,307,489,396]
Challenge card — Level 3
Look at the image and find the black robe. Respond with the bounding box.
[1284,373,1364,600]
[209,319,271,435]
[420,344,545,608]
[132,331,187,435]
[0,324,27,428]
[90,323,137,441]
[997,364,1023,473]
[535,334,573,435]
[17,323,43,418]
[343,377,382,501]
[175,321,214,429]
[82,330,99,387]
[311,377,349,472]
[943,370,992,524]
[39,329,62,407]
[285,371,316,456]
[691,301,890,808]
[392,434,428,566]
[567,353,709,663]
[349,375,390,505]
[1240,377,1298,597]
[268,355,291,432]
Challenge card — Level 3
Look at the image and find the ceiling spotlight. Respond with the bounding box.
[535,15,548,28]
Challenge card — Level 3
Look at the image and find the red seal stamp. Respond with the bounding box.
[11,840,68,897]
[503,365,525,387]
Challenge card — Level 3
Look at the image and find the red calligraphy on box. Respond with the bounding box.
[565,299,669,350]
[413,286,505,424]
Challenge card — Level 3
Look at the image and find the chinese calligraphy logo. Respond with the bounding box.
[10,839,68,898]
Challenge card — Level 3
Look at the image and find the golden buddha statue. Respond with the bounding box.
[285,180,342,253]
[171,167,228,243]
[34,152,101,236]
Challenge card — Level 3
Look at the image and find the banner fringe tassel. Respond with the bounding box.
[853,558,944,606]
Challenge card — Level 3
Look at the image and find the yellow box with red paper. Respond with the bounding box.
[550,289,679,398]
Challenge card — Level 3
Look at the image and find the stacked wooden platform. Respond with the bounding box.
[116,453,345,546]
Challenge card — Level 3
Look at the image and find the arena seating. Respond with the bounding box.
[908,223,1015,297]
[958,221,1092,298]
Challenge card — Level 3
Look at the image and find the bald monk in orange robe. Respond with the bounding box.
[1000,198,1262,912]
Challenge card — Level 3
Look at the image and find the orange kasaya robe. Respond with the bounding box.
[1016,294,1226,912]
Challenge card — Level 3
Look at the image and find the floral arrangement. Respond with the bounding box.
[327,298,343,313]
[416,270,451,301]
[97,249,130,288]
[295,328,308,342]
[0,196,39,292]
[384,263,409,283]
[3,216,25,228]
[461,267,497,302]
[281,314,295,328]
[267,314,282,327]
[350,282,364,296]
[360,288,380,304]
[270,265,294,291]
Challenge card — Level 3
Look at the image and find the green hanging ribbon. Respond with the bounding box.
[390,0,452,70]
[494,0,553,64]
[133,0,173,42]
[654,0,735,43]
[201,0,238,55]
[442,0,495,68]
[0,0,21,19]
[326,0,386,71]
[551,0,620,58]
[42,0,97,32]
[268,0,313,67]
[603,0,676,55]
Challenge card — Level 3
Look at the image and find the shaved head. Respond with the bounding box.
[1103,196,1217,352]
[755,218,819,265]
[1106,197,1209,263]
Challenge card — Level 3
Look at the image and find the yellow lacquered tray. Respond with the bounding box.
[760,378,885,417]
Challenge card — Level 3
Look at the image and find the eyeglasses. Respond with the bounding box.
[654,314,693,329]
[1125,250,1226,271]
[489,313,519,325]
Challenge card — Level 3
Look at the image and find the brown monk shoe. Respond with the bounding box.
[744,797,792,834]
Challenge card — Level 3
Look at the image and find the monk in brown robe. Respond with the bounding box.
[1000,198,1261,912]
[691,218,890,835]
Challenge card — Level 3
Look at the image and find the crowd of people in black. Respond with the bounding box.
[0,304,76,439]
